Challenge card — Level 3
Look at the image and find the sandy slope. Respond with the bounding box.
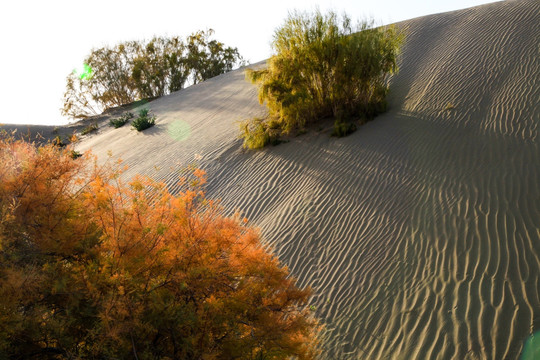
[73,0,540,358]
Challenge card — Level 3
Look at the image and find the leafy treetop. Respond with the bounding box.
[62,30,244,120]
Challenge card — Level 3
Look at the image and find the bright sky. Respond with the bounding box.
[1,0,500,125]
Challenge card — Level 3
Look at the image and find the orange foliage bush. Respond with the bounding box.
[0,137,319,359]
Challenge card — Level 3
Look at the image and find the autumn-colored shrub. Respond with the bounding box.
[243,10,403,148]
[0,137,319,359]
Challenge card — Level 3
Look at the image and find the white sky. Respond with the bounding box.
[1,0,501,125]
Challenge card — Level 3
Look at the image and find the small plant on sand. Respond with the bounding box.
[70,150,82,159]
[131,108,156,131]
[239,117,281,149]
[331,119,357,138]
[52,135,66,147]
[81,122,98,135]
[109,111,134,128]
[444,102,455,111]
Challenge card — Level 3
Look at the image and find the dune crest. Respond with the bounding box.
[76,0,540,358]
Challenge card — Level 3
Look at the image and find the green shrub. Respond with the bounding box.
[81,123,98,135]
[109,118,126,129]
[109,111,134,128]
[239,118,280,149]
[138,108,150,118]
[332,120,357,137]
[244,10,403,147]
[131,108,156,131]
[70,150,82,159]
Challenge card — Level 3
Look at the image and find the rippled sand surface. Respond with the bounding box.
[75,1,540,358]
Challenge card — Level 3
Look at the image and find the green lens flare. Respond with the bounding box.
[521,331,540,360]
[73,63,93,80]
[167,120,191,142]
[80,64,93,80]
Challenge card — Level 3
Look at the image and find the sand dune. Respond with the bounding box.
[71,0,540,358]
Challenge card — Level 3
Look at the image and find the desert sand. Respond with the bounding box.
[8,0,540,358]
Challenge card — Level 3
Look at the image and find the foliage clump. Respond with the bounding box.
[239,117,281,149]
[331,119,357,138]
[243,10,403,148]
[109,111,134,128]
[131,108,156,131]
[80,122,98,135]
[0,136,320,359]
[52,135,66,147]
[63,30,244,119]
[70,149,82,159]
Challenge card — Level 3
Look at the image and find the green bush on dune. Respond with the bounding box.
[331,119,357,138]
[109,111,134,128]
[131,108,156,131]
[243,10,404,149]
[239,117,282,148]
